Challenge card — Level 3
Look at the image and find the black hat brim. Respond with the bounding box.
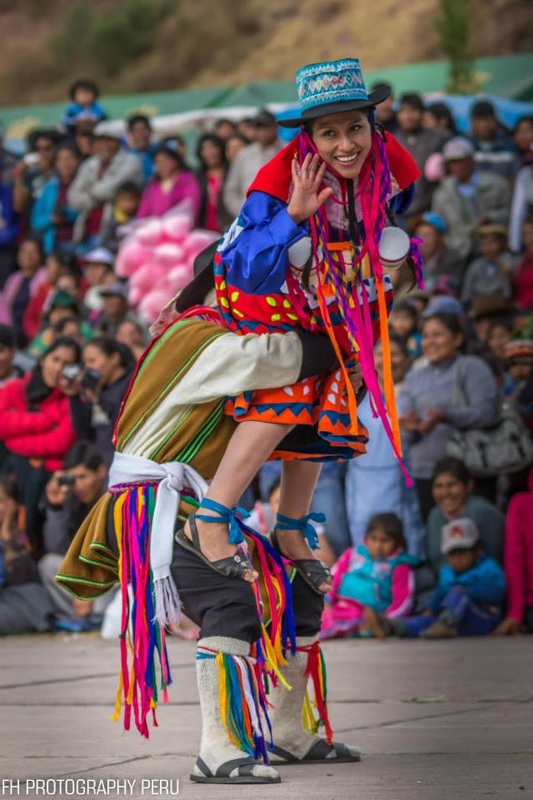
[278,85,390,128]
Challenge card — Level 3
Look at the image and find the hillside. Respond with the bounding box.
[0,0,531,106]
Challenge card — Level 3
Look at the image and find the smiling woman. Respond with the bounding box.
[425,456,505,573]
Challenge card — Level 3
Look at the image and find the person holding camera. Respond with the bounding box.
[0,336,81,555]
[39,441,109,630]
[81,336,136,467]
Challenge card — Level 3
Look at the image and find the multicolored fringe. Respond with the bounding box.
[197,646,272,762]
[298,129,415,483]
[298,641,334,746]
[110,484,172,738]
[236,516,297,684]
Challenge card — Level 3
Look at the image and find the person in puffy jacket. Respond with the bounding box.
[0,336,81,553]
[321,512,418,640]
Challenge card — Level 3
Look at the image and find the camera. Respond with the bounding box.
[81,368,102,391]
[58,474,76,487]
[62,364,82,382]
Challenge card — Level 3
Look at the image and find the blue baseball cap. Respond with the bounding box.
[414,212,448,235]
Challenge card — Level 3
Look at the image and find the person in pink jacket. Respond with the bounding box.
[320,513,419,640]
[494,468,533,635]
[137,138,201,224]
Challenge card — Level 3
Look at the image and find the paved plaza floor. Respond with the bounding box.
[0,635,532,800]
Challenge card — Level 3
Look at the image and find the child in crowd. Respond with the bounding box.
[79,247,115,312]
[99,182,141,253]
[514,217,533,310]
[461,225,515,307]
[389,300,422,357]
[383,519,505,639]
[61,79,107,132]
[320,513,418,640]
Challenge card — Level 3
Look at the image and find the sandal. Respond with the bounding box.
[175,498,255,581]
[191,756,281,784]
[270,526,332,596]
[269,739,361,765]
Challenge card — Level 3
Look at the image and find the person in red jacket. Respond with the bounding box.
[494,467,533,635]
[0,336,81,554]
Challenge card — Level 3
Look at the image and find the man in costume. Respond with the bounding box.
[58,58,421,785]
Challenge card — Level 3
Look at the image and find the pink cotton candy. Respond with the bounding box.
[138,289,172,325]
[115,239,150,278]
[162,214,192,243]
[165,263,192,292]
[184,230,219,260]
[130,262,160,293]
[425,152,445,183]
[154,243,185,268]
[137,219,164,248]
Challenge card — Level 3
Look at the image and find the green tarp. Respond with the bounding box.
[1,53,532,139]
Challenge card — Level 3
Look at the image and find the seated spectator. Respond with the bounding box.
[115,318,148,361]
[81,337,136,466]
[372,82,398,134]
[225,133,250,164]
[223,110,283,218]
[68,122,143,249]
[426,457,504,576]
[394,92,445,223]
[213,118,237,141]
[422,101,457,140]
[461,224,515,308]
[494,468,533,635]
[468,100,519,182]
[486,318,514,379]
[320,513,418,640]
[468,295,514,345]
[389,299,422,357]
[0,475,54,636]
[412,212,464,295]
[196,134,232,233]
[503,339,533,414]
[432,137,512,261]
[236,118,256,142]
[99,182,141,253]
[23,249,77,343]
[398,313,500,519]
[509,165,533,254]
[126,114,157,184]
[79,247,115,312]
[13,129,59,217]
[388,518,505,639]
[73,119,96,161]
[137,139,201,223]
[93,282,138,338]
[39,441,110,631]
[512,116,533,169]
[0,324,21,389]
[513,217,533,309]
[0,336,82,554]
[30,143,80,255]
[28,289,91,356]
[61,78,107,133]
[0,237,47,347]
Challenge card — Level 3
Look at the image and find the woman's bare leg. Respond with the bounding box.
[276,460,332,592]
[184,420,293,578]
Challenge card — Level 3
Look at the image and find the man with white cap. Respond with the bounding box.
[68,121,143,246]
[431,136,512,260]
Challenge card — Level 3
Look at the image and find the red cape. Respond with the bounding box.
[248,132,420,201]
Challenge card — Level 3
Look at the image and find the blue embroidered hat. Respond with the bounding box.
[279,58,390,128]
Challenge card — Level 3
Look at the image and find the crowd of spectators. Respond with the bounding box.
[0,77,531,641]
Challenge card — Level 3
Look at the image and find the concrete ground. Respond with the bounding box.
[0,635,532,800]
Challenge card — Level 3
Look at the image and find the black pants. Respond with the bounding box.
[171,538,324,645]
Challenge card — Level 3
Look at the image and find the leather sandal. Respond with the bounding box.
[270,530,332,596]
[269,739,361,765]
[175,516,254,581]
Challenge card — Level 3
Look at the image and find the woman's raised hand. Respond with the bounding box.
[287,153,333,224]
